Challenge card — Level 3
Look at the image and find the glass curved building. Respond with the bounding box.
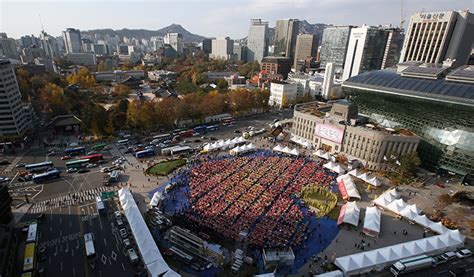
[342,65,474,176]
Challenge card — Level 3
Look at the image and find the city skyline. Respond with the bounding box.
[1,0,473,39]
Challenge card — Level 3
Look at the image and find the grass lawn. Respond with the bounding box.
[147,159,186,176]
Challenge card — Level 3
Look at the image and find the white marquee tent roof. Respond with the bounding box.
[363,206,382,236]
[386,198,409,214]
[336,174,361,200]
[399,204,421,221]
[373,189,401,207]
[337,201,360,226]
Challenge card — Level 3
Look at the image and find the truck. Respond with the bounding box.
[390,255,435,276]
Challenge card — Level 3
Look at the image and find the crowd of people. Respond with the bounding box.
[183,152,337,248]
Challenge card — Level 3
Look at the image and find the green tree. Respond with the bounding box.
[66,67,96,88]
[398,151,421,178]
[215,78,228,91]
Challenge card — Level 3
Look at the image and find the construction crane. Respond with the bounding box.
[400,0,406,30]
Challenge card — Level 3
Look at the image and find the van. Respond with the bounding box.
[128,248,139,264]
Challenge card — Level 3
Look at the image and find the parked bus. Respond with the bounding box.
[117,139,129,145]
[135,148,155,158]
[26,222,38,243]
[96,197,106,215]
[23,242,35,272]
[64,146,86,156]
[179,129,194,138]
[206,125,219,132]
[66,159,90,169]
[84,233,96,262]
[109,170,120,182]
[221,116,236,126]
[390,255,434,276]
[153,134,171,142]
[25,161,54,173]
[79,154,103,163]
[32,169,60,183]
[171,146,191,156]
[91,143,107,151]
[193,125,207,134]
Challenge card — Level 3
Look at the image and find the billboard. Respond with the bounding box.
[315,124,344,144]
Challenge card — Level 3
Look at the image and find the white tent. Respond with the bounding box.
[333,164,346,174]
[373,189,401,207]
[282,146,292,154]
[386,198,409,214]
[399,204,421,221]
[414,214,435,229]
[348,169,360,177]
[363,206,381,237]
[289,148,299,156]
[335,230,465,275]
[336,174,361,200]
[430,221,450,234]
[149,191,164,207]
[321,152,331,160]
[314,270,344,277]
[323,162,336,171]
[118,188,180,277]
[314,149,326,157]
[273,145,283,152]
[357,173,371,182]
[337,201,360,226]
[368,177,382,187]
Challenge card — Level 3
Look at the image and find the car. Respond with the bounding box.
[233,129,241,134]
[100,167,111,173]
[38,245,47,254]
[127,248,139,264]
[15,163,25,168]
[433,255,448,265]
[86,163,97,168]
[123,238,132,249]
[61,156,72,160]
[119,228,128,238]
[441,251,457,261]
[66,168,78,173]
[116,218,124,226]
[77,168,89,174]
[114,211,122,219]
[87,151,97,155]
[455,249,472,258]
[449,267,467,276]
[0,177,10,183]
[0,160,9,165]
[193,139,201,143]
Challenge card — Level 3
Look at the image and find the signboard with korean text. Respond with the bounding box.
[315,124,344,144]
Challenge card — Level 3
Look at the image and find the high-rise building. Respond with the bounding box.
[319,26,354,75]
[400,10,474,68]
[202,38,212,54]
[92,43,109,55]
[294,34,318,69]
[342,26,389,80]
[62,28,82,53]
[274,19,300,62]
[0,60,31,137]
[261,56,292,79]
[150,36,164,51]
[210,37,234,60]
[0,33,18,60]
[81,39,93,53]
[381,27,404,69]
[233,43,247,61]
[322,62,335,99]
[164,33,183,55]
[247,19,269,63]
[40,31,60,59]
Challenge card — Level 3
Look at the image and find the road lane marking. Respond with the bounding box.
[103,237,107,246]
[121,263,125,271]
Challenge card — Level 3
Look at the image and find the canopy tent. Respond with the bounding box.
[399,204,421,221]
[290,136,312,149]
[357,173,371,182]
[273,145,300,156]
[414,214,435,229]
[368,177,382,187]
[323,162,336,171]
[149,191,164,207]
[333,164,346,174]
[118,188,180,277]
[363,206,382,237]
[348,169,361,177]
[336,174,361,200]
[337,201,360,226]
[430,221,450,234]
[321,153,331,160]
[386,198,409,214]
[314,270,344,277]
[334,230,465,275]
[203,137,246,152]
[230,143,257,155]
[373,189,401,207]
[314,149,326,158]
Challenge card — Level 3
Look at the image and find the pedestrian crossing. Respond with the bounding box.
[29,186,119,214]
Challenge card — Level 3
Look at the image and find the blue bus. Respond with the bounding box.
[135,149,155,158]
[193,125,207,134]
[32,169,60,183]
[206,125,219,132]
[64,147,86,156]
[25,161,54,172]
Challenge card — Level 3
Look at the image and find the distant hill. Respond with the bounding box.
[82,24,207,43]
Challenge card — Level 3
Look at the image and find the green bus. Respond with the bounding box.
[91,143,108,151]
[66,159,90,169]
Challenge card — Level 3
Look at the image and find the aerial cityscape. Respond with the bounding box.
[0,0,473,277]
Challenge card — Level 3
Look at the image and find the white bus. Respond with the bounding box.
[84,233,96,261]
[390,255,434,276]
[96,197,106,215]
[26,223,38,243]
[117,139,129,145]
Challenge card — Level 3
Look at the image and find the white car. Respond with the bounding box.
[100,167,110,173]
[119,228,128,238]
[456,249,472,258]
[114,211,122,219]
[86,163,97,168]
[66,168,77,173]
[116,218,124,226]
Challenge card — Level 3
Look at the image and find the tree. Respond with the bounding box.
[215,78,228,91]
[15,69,32,101]
[113,85,131,98]
[66,67,96,88]
[97,60,109,72]
[176,80,199,94]
[398,151,421,179]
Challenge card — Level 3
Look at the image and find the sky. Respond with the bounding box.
[1,0,473,39]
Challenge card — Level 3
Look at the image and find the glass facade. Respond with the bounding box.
[319,26,353,74]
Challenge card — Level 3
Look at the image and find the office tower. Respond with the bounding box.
[150,36,164,51]
[319,26,354,74]
[321,63,336,100]
[0,60,31,136]
[274,19,300,62]
[164,33,183,55]
[247,19,269,63]
[81,39,93,53]
[92,44,109,55]
[381,27,404,69]
[118,45,129,55]
[40,31,60,59]
[233,43,247,61]
[210,37,234,60]
[202,38,212,54]
[400,10,474,68]
[0,33,18,60]
[20,46,44,63]
[62,28,82,53]
[20,35,39,48]
[294,34,318,69]
[342,26,388,80]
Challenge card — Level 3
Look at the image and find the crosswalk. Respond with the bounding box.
[29,186,119,214]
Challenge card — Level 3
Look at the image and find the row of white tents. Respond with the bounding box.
[314,149,332,160]
[348,169,382,187]
[323,162,346,174]
[229,143,257,155]
[272,145,300,156]
[337,202,382,238]
[334,229,465,275]
[118,188,180,277]
[290,136,312,149]
[336,174,361,200]
[203,136,246,151]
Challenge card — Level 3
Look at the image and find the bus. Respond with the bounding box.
[193,125,207,134]
[206,125,219,132]
[390,255,434,276]
[23,242,35,272]
[84,233,96,262]
[64,146,86,156]
[153,134,171,142]
[79,154,103,163]
[26,222,38,243]
[91,143,107,151]
[221,116,236,126]
[117,139,129,145]
[135,149,155,158]
[32,169,60,183]
[171,146,191,156]
[96,197,106,215]
[109,170,120,182]
[25,161,54,172]
[179,129,194,138]
[66,159,90,169]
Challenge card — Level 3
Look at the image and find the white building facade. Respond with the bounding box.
[269,81,298,108]
[210,37,234,60]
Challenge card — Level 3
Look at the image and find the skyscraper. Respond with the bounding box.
[247,19,269,63]
[210,37,234,60]
[0,33,18,60]
[0,60,31,137]
[342,26,389,80]
[40,31,60,59]
[294,34,318,69]
[164,33,183,56]
[381,27,404,69]
[319,26,354,74]
[62,28,82,53]
[274,19,300,62]
[322,63,335,100]
[202,38,212,54]
[400,10,474,68]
